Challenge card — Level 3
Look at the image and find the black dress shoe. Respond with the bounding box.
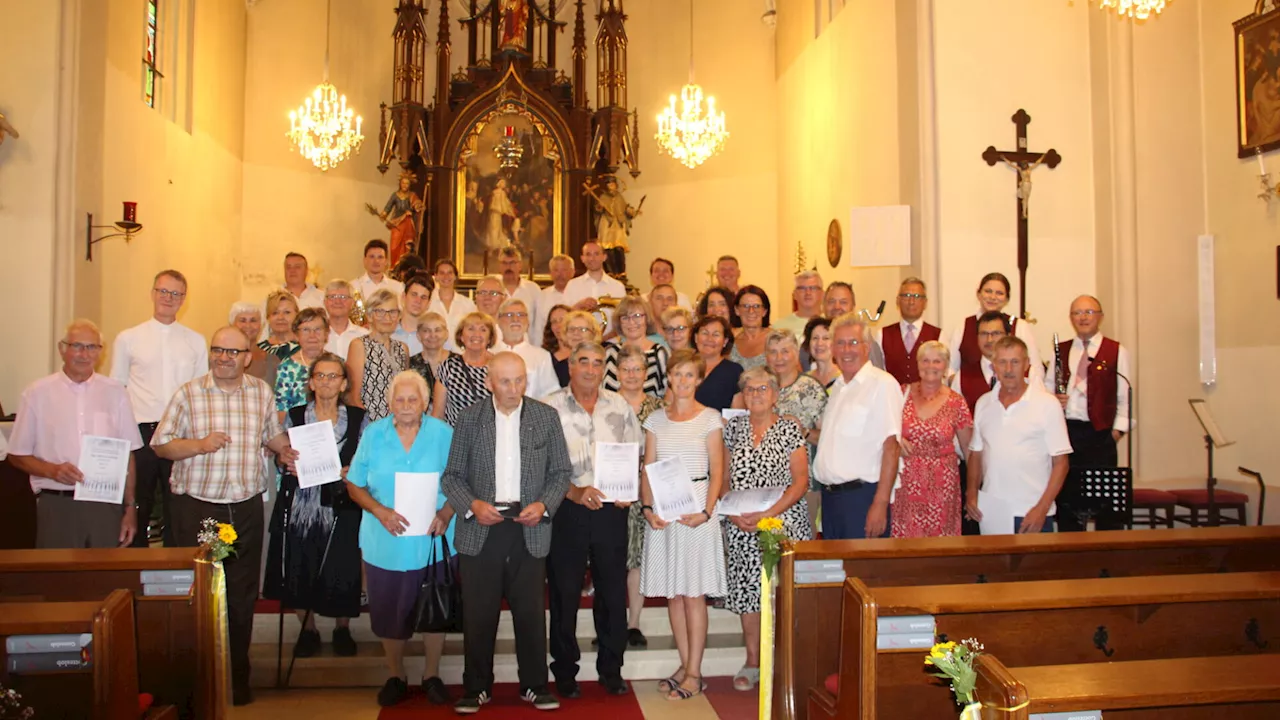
[331,627,357,657]
[232,685,254,706]
[377,677,409,707]
[627,628,648,648]
[294,629,321,658]
[601,676,629,695]
[555,678,581,699]
[422,676,451,705]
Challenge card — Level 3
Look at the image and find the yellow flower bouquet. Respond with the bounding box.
[197,517,238,562]
[756,517,786,581]
[925,638,984,718]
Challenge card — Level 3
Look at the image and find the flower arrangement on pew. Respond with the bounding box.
[197,518,238,562]
[925,638,984,719]
[755,517,789,720]
[0,685,33,720]
[756,516,786,580]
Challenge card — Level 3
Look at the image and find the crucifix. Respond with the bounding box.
[982,109,1061,321]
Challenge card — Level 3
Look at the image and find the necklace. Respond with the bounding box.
[918,384,943,402]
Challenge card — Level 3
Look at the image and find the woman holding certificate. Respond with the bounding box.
[265,352,366,659]
[721,365,813,691]
[638,349,727,701]
[345,370,456,708]
[618,345,664,649]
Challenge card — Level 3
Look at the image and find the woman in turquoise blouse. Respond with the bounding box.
[346,370,456,708]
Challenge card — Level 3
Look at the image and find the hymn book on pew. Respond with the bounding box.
[5,633,92,654]
[1028,712,1103,720]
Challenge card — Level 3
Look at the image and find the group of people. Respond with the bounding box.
[5,237,1132,713]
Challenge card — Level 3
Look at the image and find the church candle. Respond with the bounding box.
[122,202,137,223]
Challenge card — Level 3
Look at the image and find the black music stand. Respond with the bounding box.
[1065,466,1133,530]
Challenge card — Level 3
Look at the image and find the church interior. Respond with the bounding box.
[3,0,1280,718]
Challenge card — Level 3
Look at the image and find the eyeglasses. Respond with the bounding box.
[566,326,593,335]
[153,288,186,300]
[59,341,102,353]
[369,308,401,318]
[832,339,862,348]
[898,293,925,300]
[311,371,344,381]
[325,294,351,301]
[738,303,764,312]
[742,384,773,395]
[619,312,647,322]
[1070,309,1102,317]
[298,326,327,335]
[476,290,504,297]
[210,347,248,358]
[618,364,646,374]
[697,330,724,339]
[795,285,822,293]
[665,325,689,333]
[499,311,529,320]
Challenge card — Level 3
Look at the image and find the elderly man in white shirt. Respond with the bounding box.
[322,279,370,360]
[536,254,576,344]
[562,240,627,323]
[353,240,405,302]
[812,313,903,539]
[540,342,642,698]
[494,298,559,400]
[497,246,545,340]
[281,252,325,310]
[12,320,144,548]
[967,336,1072,535]
[110,269,209,546]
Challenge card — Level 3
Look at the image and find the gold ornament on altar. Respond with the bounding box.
[1094,0,1167,20]
[286,0,364,171]
[655,0,728,168]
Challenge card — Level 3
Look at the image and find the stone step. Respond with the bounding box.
[248,632,747,688]
[251,606,744,645]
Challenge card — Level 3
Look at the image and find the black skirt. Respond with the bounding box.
[263,478,363,618]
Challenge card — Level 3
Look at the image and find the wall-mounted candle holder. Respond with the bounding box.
[86,202,143,261]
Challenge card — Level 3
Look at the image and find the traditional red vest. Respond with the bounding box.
[1060,336,1120,431]
[958,314,1015,412]
[882,322,941,386]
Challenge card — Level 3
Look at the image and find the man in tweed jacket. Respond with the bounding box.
[442,352,573,713]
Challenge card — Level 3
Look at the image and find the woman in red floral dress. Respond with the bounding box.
[892,341,974,538]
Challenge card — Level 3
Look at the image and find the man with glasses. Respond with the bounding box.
[773,270,825,341]
[822,281,887,370]
[950,310,1009,536]
[497,246,545,340]
[1044,295,1131,531]
[110,269,208,547]
[151,326,297,706]
[876,277,941,386]
[323,279,370,360]
[494,298,558,400]
[474,275,507,319]
[10,320,144,548]
[812,313,902,539]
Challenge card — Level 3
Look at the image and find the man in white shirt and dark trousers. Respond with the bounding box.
[950,310,1007,536]
[441,353,573,713]
[967,336,1073,535]
[562,239,627,321]
[541,342,642,698]
[536,254,576,341]
[812,313,903,539]
[110,270,209,546]
[1045,295,1132,531]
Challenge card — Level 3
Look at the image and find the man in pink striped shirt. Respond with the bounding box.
[9,320,143,548]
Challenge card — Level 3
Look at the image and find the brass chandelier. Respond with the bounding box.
[1096,0,1167,20]
[655,0,728,169]
[287,0,364,171]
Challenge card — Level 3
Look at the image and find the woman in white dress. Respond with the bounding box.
[639,348,727,701]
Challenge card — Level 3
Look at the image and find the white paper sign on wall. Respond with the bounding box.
[1197,234,1216,388]
[849,205,911,267]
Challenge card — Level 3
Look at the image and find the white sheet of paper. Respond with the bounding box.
[394,472,440,537]
[716,487,785,517]
[594,442,640,502]
[721,408,748,422]
[289,420,344,489]
[74,436,130,505]
[644,457,699,522]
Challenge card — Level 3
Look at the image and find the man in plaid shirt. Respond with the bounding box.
[152,325,296,706]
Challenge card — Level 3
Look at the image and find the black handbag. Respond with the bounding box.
[411,535,463,634]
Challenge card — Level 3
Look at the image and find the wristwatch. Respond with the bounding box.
[639,504,654,514]
[700,510,711,520]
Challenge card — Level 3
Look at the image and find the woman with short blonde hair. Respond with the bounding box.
[435,311,497,425]
[347,290,410,422]
[262,290,301,359]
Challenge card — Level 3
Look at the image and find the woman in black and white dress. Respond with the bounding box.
[432,311,496,426]
[639,349,726,701]
[721,365,812,692]
[603,295,668,397]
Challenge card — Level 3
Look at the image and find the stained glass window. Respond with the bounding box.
[143,0,161,107]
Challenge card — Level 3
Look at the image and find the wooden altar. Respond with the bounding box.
[377,0,639,284]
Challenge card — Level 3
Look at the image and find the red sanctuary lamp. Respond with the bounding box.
[85,201,144,261]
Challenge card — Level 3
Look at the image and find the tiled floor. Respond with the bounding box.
[228,681,756,719]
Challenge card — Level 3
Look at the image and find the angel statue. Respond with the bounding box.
[0,112,19,148]
[366,170,425,264]
[585,175,643,277]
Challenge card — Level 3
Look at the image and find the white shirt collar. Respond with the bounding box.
[493,398,524,420]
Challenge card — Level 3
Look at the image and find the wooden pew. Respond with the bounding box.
[809,571,1280,720]
[0,548,217,719]
[0,589,138,719]
[775,526,1280,720]
[975,652,1280,719]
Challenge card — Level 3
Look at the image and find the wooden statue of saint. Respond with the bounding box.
[499,0,529,52]
[590,175,643,277]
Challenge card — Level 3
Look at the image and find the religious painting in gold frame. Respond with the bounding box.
[1234,4,1280,157]
[454,106,564,281]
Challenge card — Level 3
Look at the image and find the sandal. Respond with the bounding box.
[667,675,704,701]
[733,666,761,691]
[656,671,684,693]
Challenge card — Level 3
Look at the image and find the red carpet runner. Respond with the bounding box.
[376,682,645,720]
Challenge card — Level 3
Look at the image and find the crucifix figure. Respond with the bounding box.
[982,109,1062,320]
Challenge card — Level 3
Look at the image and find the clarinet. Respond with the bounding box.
[1052,332,1069,395]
